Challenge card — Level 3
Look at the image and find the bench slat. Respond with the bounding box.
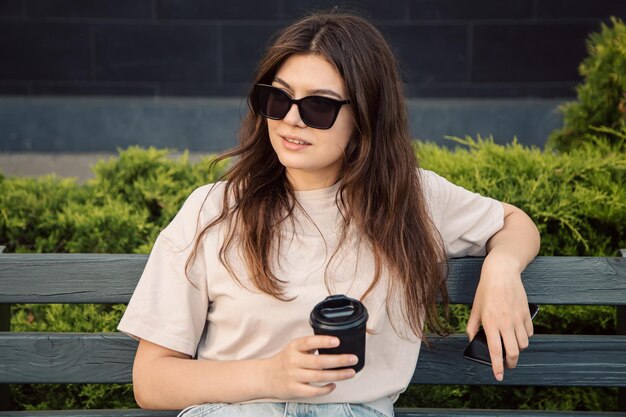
[0,409,624,417]
[0,332,134,384]
[0,410,177,417]
[415,334,626,386]
[1,332,625,387]
[395,410,626,417]
[1,255,625,305]
[0,254,143,304]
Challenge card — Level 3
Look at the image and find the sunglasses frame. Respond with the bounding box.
[255,83,350,130]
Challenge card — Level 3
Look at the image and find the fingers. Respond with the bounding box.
[485,329,505,381]
[284,362,354,399]
[303,351,359,370]
[293,335,340,353]
[287,358,355,398]
[515,323,530,351]
[485,316,534,381]
[525,315,534,338]
[300,367,356,384]
[294,336,359,371]
[279,335,357,396]
[501,329,520,369]
[268,335,361,400]
[291,382,337,398]
[466,309,481,341]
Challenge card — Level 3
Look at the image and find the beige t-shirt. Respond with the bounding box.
[118,169,504,417]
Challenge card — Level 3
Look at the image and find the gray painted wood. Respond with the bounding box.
[446,256,626,305]
[1,255,625,305]
[0,254,145,304]
[1,333,625,387]
[395,410,626,417]
[0,411,177,417]
[414,334,626,387]
[1,254,624,415]
[0,333,136,384]
[0,409,623,417]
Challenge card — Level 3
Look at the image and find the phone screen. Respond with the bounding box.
[463,303,539,366]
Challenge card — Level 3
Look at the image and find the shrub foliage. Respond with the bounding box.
[548,17,626,152]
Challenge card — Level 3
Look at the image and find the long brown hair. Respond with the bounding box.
[187,11,449,340]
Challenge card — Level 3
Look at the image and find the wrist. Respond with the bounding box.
[483,248,524,275]
[253,357,275,399]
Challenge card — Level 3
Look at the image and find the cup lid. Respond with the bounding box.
[309,294,368,331]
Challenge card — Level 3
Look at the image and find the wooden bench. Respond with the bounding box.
[1,254,625,416]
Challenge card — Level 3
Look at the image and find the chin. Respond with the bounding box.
[276,156,313,172]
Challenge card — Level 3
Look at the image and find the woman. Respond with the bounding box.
[118,11,540,417]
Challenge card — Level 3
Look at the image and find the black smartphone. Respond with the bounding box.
[463,303,539,366]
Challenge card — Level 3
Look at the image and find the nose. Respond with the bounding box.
[282,102,307,128]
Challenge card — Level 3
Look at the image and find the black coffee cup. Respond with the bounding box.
[309,294,368,373]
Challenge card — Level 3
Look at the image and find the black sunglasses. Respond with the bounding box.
[255,83,350,130]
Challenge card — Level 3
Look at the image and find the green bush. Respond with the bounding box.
[419,134,626,257]
[91,147,225,230]
[548,17,626,152]
[1,140,624,411]
[0,176,88,253]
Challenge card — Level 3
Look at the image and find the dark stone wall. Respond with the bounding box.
[1,0,625,98]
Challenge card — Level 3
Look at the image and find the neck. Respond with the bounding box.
[286,169,340,191]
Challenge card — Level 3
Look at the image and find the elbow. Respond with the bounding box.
[133,381,170,410]
[133,379,155,410]
[134,391,148,410]
[525,213,542,258]
[526,210,541,255]
[132,363,161,410]
[131,338,192,410]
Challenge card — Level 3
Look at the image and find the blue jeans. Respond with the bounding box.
[178,402,390,417]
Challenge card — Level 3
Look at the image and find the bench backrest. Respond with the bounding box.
[1,254,625,389]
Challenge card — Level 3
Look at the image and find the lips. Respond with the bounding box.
[280,134,311,146]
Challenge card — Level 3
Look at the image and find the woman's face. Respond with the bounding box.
[267,53,355,190]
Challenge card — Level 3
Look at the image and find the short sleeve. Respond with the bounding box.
[420,169,504,258]
[117,186,215,356]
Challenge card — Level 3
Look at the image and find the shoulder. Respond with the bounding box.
[416,166,502,222]
[184,181,228,211]
[416,168,505,256]
[417,168,449,204]
[417,167,486,202]
[160,181,228,249]
[175,181,228,223]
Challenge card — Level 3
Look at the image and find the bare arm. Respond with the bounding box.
[132,336,358,409]
[484,202,541,272]
[466,202,540,381]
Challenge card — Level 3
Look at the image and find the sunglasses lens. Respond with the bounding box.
[300,96,338,129]
[256,84,343,129]
[258,85,291,119]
